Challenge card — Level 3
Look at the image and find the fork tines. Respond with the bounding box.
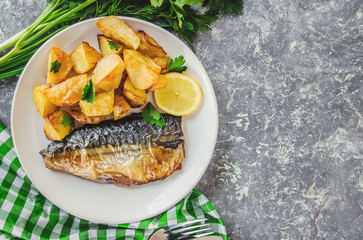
[164,218,214,239]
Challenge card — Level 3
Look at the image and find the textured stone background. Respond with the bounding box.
[0,0,362,239]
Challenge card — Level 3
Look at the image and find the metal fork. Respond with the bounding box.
[149,218,215,240]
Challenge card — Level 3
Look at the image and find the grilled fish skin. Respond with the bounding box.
[40,113,185,186]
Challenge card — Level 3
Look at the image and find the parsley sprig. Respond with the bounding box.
[107,40,120,51]
[62,113,75,128]
[142,102,165,127]
[168,55,187,73]
[50,60,61,73]
[81,79,96,104]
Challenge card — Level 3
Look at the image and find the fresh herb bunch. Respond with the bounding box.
[0,0,243,80]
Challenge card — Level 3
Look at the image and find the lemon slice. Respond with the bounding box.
[154,72,202,116]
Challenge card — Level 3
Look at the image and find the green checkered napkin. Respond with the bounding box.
[0,121,227,240]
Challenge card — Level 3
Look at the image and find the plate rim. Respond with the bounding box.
[10,16,218,224]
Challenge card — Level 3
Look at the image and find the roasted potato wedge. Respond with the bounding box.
[33,85,59,118]
[47,47,73,84]
[44,110,74,141]
[97,35,123,56]
[86,69,103,93]
[152,57,170,73]
[68,107,106,124]
[123,77,147,107]
[123,49,161,90]
[96,16,140,50]
[137,30,167,58]
[45,74,88,106]
[80,91,114,116]
[71,42,102,74]
[117,70,128,92]
[114,94,130,120]
[147,74,167,92]
[92,54,125,92]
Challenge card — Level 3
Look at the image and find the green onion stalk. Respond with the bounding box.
[0,0,243,80]
[0,0,100,79]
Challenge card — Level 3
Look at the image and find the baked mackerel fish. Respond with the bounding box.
[40,113,185,186]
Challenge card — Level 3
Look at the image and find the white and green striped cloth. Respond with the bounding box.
[0,121,227,239]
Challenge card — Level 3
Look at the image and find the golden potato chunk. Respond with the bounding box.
[80,91,114,116]
[44,110,74,141]
[97,35,123,56]
[71,42,102,74]
[68,107,105,124]
[47,47,73,84]
[86,69,103,93]
[114,94,131,120]
[152,57,170,74]
[32,85,59,118]
[147,74,167,92]
[123,77,147,108]
[137,30,167,58]
[117,70,128,92]
[92,54,125,92]
[45,74,88,106]
[96,16,140,50]
[123,49,161,90]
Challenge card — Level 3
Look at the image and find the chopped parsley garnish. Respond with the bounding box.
[107,40,120,51]
[62,113,75,128]
[81,79,95,104]
[50,60,61,73]
[141,102,165,127]
[168,55,187,73]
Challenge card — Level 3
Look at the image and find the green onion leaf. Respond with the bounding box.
[62,113,75,128]
[168,55,187,73]
[107,40,120,51]
[81,79,95,104]
[0,0,244,80]
[141,102,165,127]
[50,60,61,73]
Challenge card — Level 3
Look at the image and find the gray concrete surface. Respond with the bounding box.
[0,0,362,239]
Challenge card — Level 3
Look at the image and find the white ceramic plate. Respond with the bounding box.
[11,17,218,224]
